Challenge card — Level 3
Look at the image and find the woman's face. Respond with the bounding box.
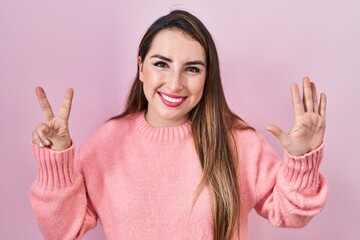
[138,29,206,127]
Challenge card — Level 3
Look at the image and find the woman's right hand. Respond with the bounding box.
[32,87,74,151]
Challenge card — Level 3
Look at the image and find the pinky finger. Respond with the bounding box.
[32,130,45,148]
[319,93,327,117]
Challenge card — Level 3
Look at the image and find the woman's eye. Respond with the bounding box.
[186,66,200,73]
[153,61,168,68]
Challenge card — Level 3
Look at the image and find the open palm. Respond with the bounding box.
[267,77,327,156]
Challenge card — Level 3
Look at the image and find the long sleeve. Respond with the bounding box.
[28,113,329,240]
[251,134,328,227]
[29,144,97,240]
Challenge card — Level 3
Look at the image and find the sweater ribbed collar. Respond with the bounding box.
[132,112,192,143]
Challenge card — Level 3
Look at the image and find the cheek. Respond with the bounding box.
[142,67,163,84]
[193,77,206,95]
[140,68,150,83]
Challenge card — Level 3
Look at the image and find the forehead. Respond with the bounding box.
[147,29,206,62]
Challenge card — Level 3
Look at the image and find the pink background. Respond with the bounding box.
[1,0,359,239]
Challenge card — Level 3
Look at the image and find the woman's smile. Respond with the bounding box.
[158,92,188,107]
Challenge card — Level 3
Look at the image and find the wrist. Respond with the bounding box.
[51,139,73,151]
[286,142,324,158]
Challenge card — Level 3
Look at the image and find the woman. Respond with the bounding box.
[30,10,327,240]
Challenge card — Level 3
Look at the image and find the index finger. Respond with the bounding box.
[35,87,55,121]
[58,88,74,121]
[290,82,305,116]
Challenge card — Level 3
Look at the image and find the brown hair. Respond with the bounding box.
[112,10,253,239]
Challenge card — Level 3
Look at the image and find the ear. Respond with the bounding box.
[138,56,144,82]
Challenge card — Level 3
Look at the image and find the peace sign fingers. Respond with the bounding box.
[33,87,74,151]
[58,88,74,121]
[35,87,74,122]
[35,87,55,121]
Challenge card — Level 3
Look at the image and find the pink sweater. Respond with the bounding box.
[29,112,327,240]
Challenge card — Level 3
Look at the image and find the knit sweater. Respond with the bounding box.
[29,112,327,240]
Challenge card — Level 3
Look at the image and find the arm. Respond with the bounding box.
[253,136,327,227]
[29,145,97,239]
[30,87,97,239]
[255,77,328,227]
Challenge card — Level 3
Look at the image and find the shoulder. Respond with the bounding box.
[232,128,279,164]
[96,113,137,138]
[81,112,142,150]
[232,128,263,149]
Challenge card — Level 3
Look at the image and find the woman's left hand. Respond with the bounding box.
[266,77,327,156]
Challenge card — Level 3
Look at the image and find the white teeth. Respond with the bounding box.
[161,93,184,103]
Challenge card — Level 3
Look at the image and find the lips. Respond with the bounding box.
[158,92,187,107]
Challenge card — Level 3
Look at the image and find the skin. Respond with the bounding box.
[138,29,207,127]
[32,87,73,151]
[32,36,326,156]
[266,77,327,156]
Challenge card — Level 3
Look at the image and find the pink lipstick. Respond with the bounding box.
[158,92,187,108]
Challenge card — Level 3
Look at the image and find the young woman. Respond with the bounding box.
[30,10,327,240]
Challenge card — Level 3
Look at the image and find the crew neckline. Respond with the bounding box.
[131,112,192,142]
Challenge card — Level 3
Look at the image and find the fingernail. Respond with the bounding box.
[44,139,51,146]
[43,127,50,134]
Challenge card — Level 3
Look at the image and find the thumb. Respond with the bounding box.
[266,124,291,148]
[48,135,72,151]
[46,127,72,151]
[36,123,53,146]
[37,123,71,150]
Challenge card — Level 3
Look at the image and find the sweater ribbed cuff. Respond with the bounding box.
[282,143,324,191]
[32,143,77,190]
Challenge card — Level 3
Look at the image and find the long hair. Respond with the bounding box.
[112,10,253,239]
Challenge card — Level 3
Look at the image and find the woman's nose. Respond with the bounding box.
[167,71,183,91]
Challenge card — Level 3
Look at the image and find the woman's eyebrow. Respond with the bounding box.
[150,54,205,67]
[185,61,205,67]
[150,54,172,62]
